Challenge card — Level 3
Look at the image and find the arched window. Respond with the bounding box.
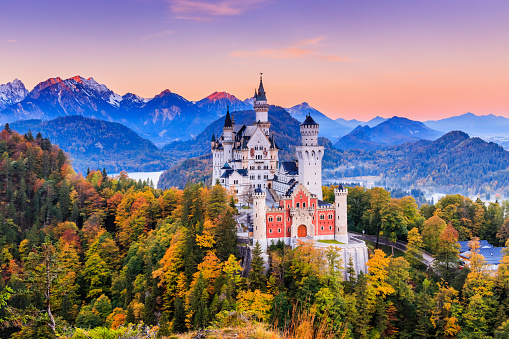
[296,203,300,208]
[276,216,282,222]
[328,214,333,220]
[268,217,273,222]
[320,214,325,220]
[278,228,281,233]
[303,203,306,208]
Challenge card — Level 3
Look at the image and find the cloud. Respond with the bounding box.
[140,30,175,41]
[231,37,355,62]
[5,40,16,43]
[167,0,267,20]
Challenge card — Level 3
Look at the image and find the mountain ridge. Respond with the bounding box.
[334,116,443,150]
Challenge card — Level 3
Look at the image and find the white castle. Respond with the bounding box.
[211,76,368,275]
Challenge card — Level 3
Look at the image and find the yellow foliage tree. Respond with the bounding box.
[236,289,274,322]
[366,249,395,297]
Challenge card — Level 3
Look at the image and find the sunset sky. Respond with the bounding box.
[1,0,508,121]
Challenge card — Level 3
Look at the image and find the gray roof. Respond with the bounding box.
[458,240,493,253]
[462,247,507,265]
[224,110,233,128]
[256,76,267,101]
[281,161,298,175]
[220,169,234,178]
[301,114,318,126]
[318,200,332,207]
[220,168,248,178]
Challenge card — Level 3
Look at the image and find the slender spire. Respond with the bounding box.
[211,133,215,142]
[256,73,267,101]
[224,109,233,128]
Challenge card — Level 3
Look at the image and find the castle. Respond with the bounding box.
[211,76,368,275]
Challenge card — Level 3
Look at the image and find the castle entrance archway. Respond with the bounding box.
[297,225,307,237]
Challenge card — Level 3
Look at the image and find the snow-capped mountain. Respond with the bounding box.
[0,76,218,145]
[195,91,252,117]
[286,102,352,141]
[2,76,122,121]
[0,79,29,110]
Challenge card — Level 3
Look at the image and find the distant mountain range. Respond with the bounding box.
[3,77,509,148]
[195,91,252,116]
[335,116,387,128]
[334,116,443,150]
[425,112,509,137]
[9,116,177,173]
[286,102,351,140]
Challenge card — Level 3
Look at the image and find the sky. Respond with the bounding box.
[1,0,508,121]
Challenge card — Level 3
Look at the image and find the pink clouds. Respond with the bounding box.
[231,37,354,62]
[167,0,268,20]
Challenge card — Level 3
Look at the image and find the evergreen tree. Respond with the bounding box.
[248,242,266,291]
[173,296,187,333]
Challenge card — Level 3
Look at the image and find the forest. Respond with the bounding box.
[1,124,509,338]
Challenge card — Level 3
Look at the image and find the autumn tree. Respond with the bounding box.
[433,223,461,282]
[422,215,447,254]
[405,227,425,269]
[22,239,70,333]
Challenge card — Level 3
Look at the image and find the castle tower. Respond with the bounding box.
[334,185,348,243]
[254,74,270,135]
[252,188,267,251]
[295,114,324,200]
[223,107,234,163]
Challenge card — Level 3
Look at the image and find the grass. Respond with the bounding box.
[364,240,405,258]
[317,240,345,244]
[171,324,281,339]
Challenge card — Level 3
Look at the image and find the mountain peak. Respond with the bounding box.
[32,77,64,93]
[68,75,85,83]
[155,89,173,98]
[205,91,238,101]
[0,78,29,109]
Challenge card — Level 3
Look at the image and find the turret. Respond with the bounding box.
[334,185,348,243]
[223,107,234,162]
[300,114,319,146]
[295,114,324,199]
[211,133,216,148]
[253,188,267,251]
[254,74,270,135]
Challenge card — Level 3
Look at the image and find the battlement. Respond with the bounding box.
[254,102,269,109]
[334,188,348,195]
[253,191,267,198]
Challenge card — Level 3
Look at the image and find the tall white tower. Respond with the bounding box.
[334,185,348,243]
[252,188,267,251]
[295,114,324,200]
[253,74,270,135]
[223,108,234,163]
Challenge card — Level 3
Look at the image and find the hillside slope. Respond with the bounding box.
[10,116,177,173]
[328,131,509,195]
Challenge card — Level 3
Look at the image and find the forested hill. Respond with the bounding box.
[3,124,509,338]
[162,105,302,161]
[331,131,509,196]
[10,116,178,173]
